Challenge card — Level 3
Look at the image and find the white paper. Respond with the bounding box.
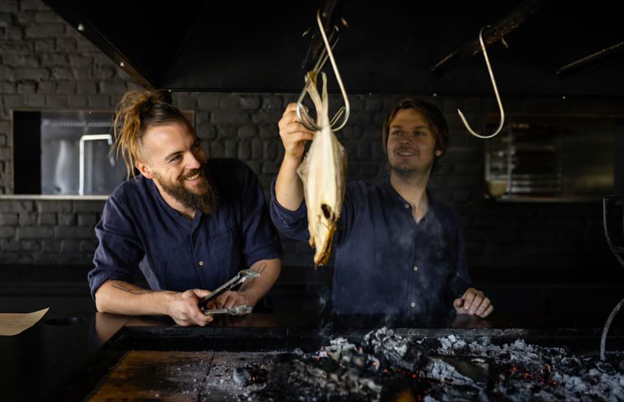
[0,308,50,336]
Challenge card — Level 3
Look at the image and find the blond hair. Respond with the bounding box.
[113,89,189,178]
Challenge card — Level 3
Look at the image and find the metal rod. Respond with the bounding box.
[600,296,624,361]
[431,0,548,78]
[557,42,624,79]
[301,0,342,72]
[79,134,113,196]
[296,8,350,132]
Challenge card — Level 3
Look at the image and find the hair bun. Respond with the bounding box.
[151,89,173,106]
[139,96,154,115]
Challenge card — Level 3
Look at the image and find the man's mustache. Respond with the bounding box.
[179,168,205,182]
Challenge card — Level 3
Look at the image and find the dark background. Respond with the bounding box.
[1,0,624,317]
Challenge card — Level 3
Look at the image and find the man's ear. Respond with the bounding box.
[135,160,154,179]
[435,149,443,157]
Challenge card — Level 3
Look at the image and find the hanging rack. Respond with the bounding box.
[296,8,350,132]
[457,25,506,139]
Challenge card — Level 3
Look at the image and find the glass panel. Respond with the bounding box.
[485,115,615,201]
[40,111,125,195]
[12,110,195,196]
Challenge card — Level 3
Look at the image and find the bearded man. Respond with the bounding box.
[88,90,282,326]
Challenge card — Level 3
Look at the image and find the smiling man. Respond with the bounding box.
[271,99,493,322]
[88,90,282,326]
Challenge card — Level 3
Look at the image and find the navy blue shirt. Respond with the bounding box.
[270,177,471,320]
[88,158,282,300]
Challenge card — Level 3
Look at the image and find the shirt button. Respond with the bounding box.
[199,261,204,266]
[411,302,416,308]
[404,204,410,209]
[413,266,418,272]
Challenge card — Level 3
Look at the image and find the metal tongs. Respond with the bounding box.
[198,269,260,314]
[296,3,350,133]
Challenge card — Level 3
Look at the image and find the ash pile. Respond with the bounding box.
[235,328,624,402]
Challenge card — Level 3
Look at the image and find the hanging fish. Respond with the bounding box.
[297,72,348,266]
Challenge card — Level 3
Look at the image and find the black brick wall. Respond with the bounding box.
[1,0,623,281]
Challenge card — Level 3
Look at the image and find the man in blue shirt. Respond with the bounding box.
[88,90,282,326]
[271,99,493,321]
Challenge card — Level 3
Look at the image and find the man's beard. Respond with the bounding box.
[158,166,219,215]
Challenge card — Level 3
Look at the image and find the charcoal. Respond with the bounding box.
[254,354,385,402]
[596,361,616,375]
[325,337,380,371]
[424,357,478,387]
[425,355,489,387]
[233,367,253,387]
[233,363,268,387]
[363,327,426,371]
[236,329,624,402]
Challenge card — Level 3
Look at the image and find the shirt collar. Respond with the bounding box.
[382,176,439,219]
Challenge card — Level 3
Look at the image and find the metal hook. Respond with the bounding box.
[296,9,350,132]
[458,26,505,139]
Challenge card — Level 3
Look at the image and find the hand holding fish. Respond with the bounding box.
[278,103,315,164]
[275,74,348,266]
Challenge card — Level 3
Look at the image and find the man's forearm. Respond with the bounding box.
[239,258,281,305]
[94,280,175,316]
[276,156,305,211]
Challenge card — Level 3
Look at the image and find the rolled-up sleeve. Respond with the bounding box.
[239,166,283,267]
[88,195,144,300]
[269,176,310,242]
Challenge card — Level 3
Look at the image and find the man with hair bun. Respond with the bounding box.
[271,99,493,322]
[88,90,282,326]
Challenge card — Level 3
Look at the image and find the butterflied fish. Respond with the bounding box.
[297,72,348,266]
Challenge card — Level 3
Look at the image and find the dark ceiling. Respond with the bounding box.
[44,0,624,98]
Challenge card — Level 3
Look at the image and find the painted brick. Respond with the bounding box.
[211,112,250,125]
[61,239,80,253]
[55,38,76,51]
[0,213,18,226]
[0,239,20,251]
[98,80,126,95]
[78,213,97,227]
[72,201,105,213]
[25,23,66,38]
[87,94,110,107]
[57,213,76,226]
[18,212,37,226]
[16,226,53,239]
[0,227,15,238]
[37,201,72,213]
[21,240,40,251]
[56,80,75,93]
[55,226,95,239]
[238,126,257,139]
[261,96,282,110]
[37,212,56,226]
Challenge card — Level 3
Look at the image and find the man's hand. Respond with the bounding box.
[167,289,214,327]
[453,288,493,318]
[278,103,315,164]
[210,290,257,310]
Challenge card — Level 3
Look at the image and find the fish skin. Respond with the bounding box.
[297,72,348,266]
